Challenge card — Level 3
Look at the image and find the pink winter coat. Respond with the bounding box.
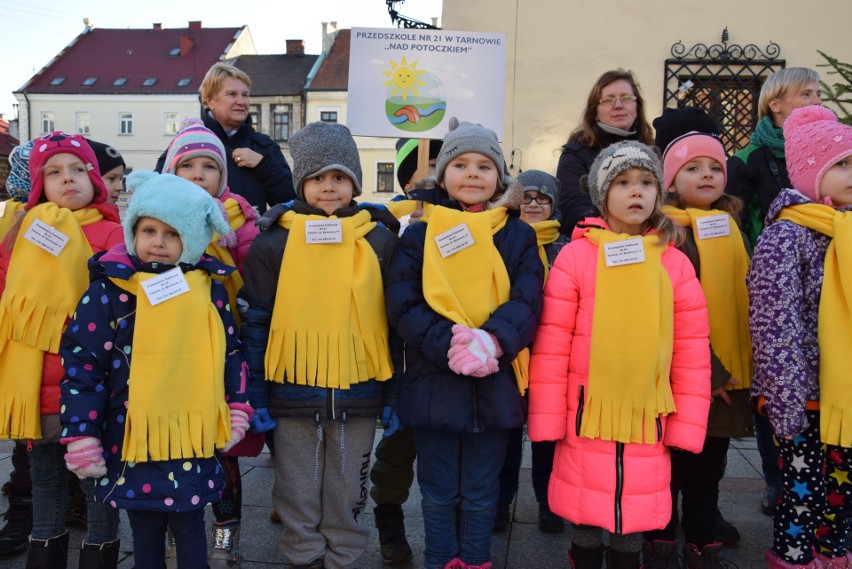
[528,219,710,535]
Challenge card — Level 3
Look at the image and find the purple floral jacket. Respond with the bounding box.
[747,188,829,437]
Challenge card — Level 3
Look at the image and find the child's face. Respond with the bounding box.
[771,81,821,127]
[403,158,437,193]
[519,190,553,224]
[819,154,852,206]
[134,217,183,265]
[42,153,95,211]
[604,168,658,236]
[176,157,222,197]
[302,169,354,215]
[101,165,125,205]
[443,152,499,206]
[668,157,725,210]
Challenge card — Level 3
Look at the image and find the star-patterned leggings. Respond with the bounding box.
[774,411,852,564]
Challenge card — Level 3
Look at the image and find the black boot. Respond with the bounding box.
[78,539,120,569]
[373,504,413,565]
[643,540,683,569]
[0,492,33,556]
[607,547,641,569]
[683,543,737,569]
[712,509,740,546]
[568,544,604,569]
[67,475,88,530]
[25,531,69,569]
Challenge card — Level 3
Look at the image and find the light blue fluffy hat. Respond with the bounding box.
[124,170,231,265]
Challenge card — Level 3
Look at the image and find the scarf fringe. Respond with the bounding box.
[0,292,69,353]
[821,404,852,447]
[0,389,41,439]
[121,400,230,462]
[580,394,668,444]
[265,329,393,388]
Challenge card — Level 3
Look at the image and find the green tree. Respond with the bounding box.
[818,50,852,125]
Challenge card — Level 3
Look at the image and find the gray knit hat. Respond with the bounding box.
[517,170,559,215]
[581,141,663,212]
[436,117,505,187]
[290,121,362,198]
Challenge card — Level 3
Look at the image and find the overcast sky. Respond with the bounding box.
[0,0,443,124]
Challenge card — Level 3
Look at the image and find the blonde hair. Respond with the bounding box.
[199,63,252,106]
[757,68,820,121]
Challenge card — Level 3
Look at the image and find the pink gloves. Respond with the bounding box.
[64,437,107,479]
[447,324,503,377]
[223,404,253,453]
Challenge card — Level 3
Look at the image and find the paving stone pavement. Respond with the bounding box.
[0,434,772,568]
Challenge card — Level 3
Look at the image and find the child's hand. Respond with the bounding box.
[711,377,739,406]
[448,325,502,377]
[380,406,403,438]
[249,407,278,433]
[64,437,107,479]
[223,406,251,453]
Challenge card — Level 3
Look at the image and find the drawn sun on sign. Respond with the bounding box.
[382,56,427,101]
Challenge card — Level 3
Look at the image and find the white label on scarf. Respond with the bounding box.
[434,223,475,258]
[305,219,343,243]
[696,214,731,240]
[24,218,69,256]
[0,202,6,218]
[141,267,190,306]
[603,238,645,267]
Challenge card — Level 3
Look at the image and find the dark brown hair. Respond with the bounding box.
[568,69,654,149]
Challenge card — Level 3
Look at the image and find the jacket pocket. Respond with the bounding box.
[575,385,585,437]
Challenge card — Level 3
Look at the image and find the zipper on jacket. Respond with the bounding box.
[656,417,662,442]
[575,385,585,437]
[614,442,624,534]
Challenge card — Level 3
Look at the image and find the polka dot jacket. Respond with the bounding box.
[59,245,249,512]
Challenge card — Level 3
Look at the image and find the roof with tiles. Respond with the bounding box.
[309,29,350,91]
[18,22,248,96]
[231,49,319,97]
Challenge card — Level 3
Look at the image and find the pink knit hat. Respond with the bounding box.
[784,105,852,202]
[662,131,728,191]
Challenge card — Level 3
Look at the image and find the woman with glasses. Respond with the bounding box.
[555,69,654,234]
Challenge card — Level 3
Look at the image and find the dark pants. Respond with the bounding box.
[212,455,242,523]
[127,508,207,569]
[497,428,556,505]
[754,411,782,501]
[645,436,730,548]
[370,427,416,506]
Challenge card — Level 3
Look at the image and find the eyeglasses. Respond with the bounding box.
[598,95,638,107]
[522,194,552,205]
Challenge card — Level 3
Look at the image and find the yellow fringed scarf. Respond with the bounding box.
[583,228,676,444]
[422,206,531,394]
[530,220,561,281]
[777,204,852,447]
[0,204,103,439]
[663,206,752,389]
[110,270,229,462]
[386,200,434,220]
[205,198,247,326]
[265,209,394,388]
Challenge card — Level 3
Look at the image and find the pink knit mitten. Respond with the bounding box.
[64,437,107,479]
[447,324,502,377]
[223,404,252,453]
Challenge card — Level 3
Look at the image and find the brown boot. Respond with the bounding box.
[374,504,413,565]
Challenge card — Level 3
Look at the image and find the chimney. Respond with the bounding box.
[286,40,305,56]
[153,23,162,31]
[188,21,202,32]
[180,34,195,56]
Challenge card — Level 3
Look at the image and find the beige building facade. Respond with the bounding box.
[441,0,852,175]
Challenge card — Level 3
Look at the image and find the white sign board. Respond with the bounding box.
[347,27,506,140]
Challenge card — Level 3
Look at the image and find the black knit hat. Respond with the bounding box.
[395,138,442,188]
[652,107,720,154]
[86,139,126,175]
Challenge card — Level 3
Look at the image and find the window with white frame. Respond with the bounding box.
[376,162,395,192]
[119,112,134,135]
[40,111,55,134]
[320,111,338,123]
[273,110,290,142]
[75,112,91,135]
[164,112,180,136]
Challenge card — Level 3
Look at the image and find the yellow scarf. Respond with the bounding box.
[111,270,229,462]
[386,200,434,220]
[777,204,852,446]
[205,198,246,326]
[265,209,393,388]
[0,201,26,244]
[663,206,752,389]
[0,204,103,439]
[422,206,531,394]
[583,228,676,444]
[530,220,561,281]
